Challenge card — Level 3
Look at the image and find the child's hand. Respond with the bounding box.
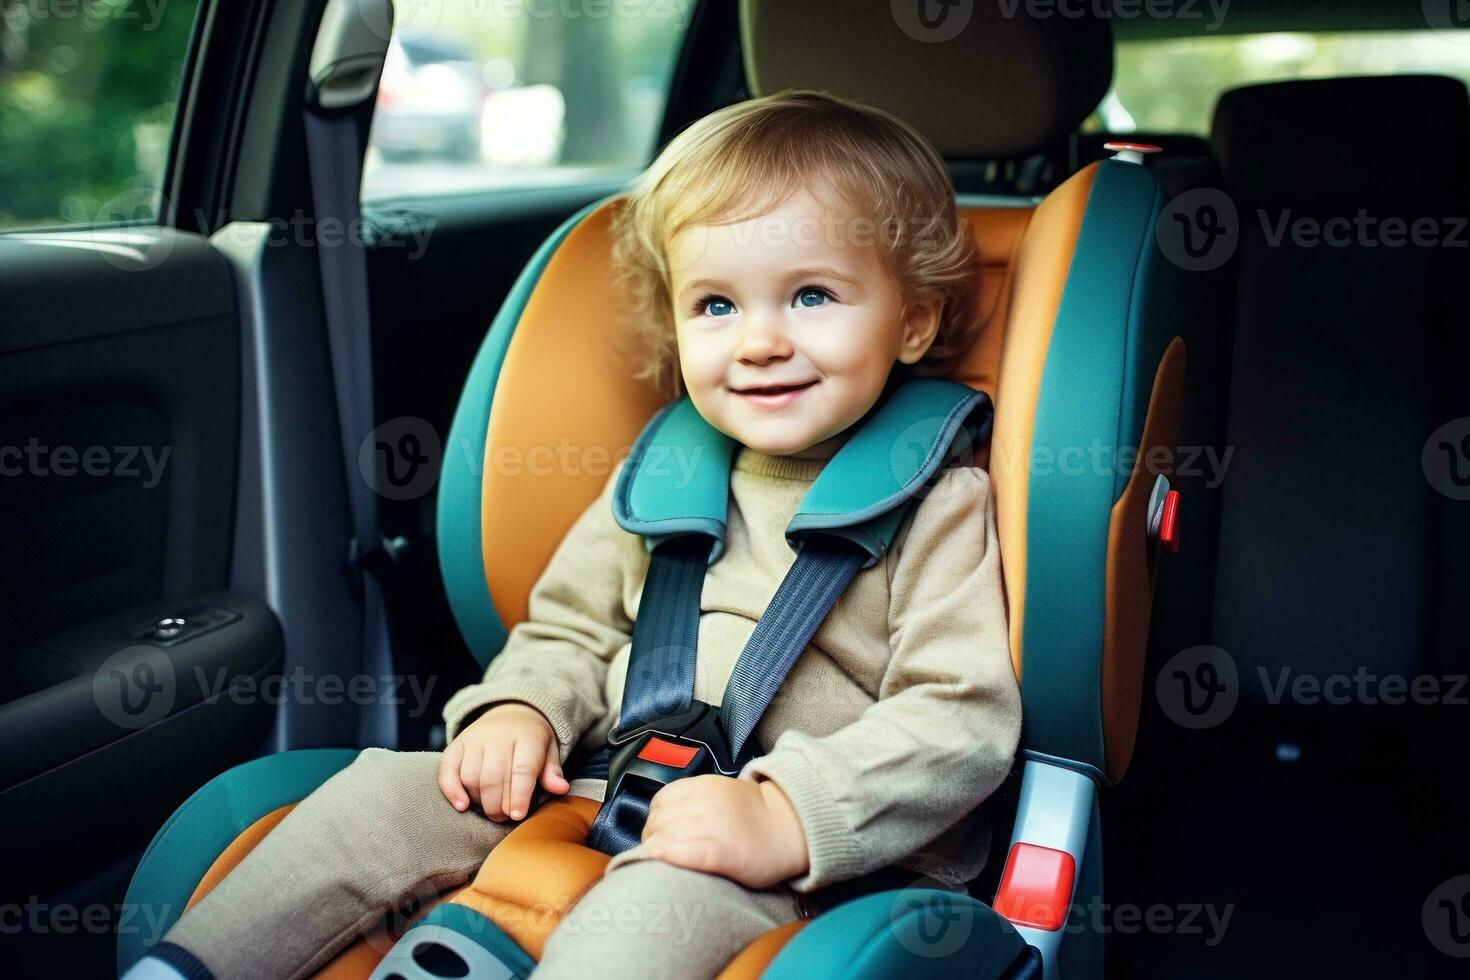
[438,702,570,820]
[639,774,809,889]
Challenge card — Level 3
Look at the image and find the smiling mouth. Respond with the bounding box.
[732,380,819,396]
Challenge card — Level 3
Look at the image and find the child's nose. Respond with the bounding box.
[733,313,793,364]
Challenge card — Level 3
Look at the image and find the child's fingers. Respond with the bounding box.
[458,741,485,811]
[478,745,507,821]
[540,744,569,795]
[504,737,540,820]
[640,793,684,844]
[438,741,469,811]
[647,836,720,874]
[640,808,663,844]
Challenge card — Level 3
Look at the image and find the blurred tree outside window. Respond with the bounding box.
[362,0,689,202]
[0,0,200,231]
[1094,31,1470,134]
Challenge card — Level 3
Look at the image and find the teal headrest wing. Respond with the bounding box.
[614,380,991,567]
[612,398,737,562]
[787,379,993,566]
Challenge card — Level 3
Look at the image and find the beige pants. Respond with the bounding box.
[164,748,803,980]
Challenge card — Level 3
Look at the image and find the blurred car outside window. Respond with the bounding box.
[1093,29,1470,134]
[0,0,202,232]
[362,0,691,203]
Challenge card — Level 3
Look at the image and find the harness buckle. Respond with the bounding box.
[586,700,762,854]
[605,698,759,792]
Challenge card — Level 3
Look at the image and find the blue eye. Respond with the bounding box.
[697,295,735,317]
[796,287,830,308]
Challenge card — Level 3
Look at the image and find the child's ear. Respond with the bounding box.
[896,298,943,365]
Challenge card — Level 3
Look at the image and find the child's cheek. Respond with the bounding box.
[678,325,733,387]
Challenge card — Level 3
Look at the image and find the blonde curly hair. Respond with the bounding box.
[610,88,981,400]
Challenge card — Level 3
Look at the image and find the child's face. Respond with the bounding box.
[668,187,939,457]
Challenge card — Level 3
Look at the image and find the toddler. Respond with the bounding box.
[132,89,1022,980]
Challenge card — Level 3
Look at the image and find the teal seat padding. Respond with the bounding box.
[1058,804,1106,977]
[612,397,738,561]
[762,889,1028,979]
[788,380,991,563]
[408,903,538,978]
[437,196,616,667]
[1020,159,1178,777]
[118,748,360,972]
[614,379,990,567]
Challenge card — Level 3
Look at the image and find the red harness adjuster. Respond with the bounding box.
[1158,488,1181,554]
[992,842,1076,931]
[635,736,701,768]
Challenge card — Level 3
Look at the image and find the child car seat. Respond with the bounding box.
[121,5,1197,978]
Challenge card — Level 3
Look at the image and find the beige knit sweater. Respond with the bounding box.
[442,443,1021,893]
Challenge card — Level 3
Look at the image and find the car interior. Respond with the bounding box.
[2,0,1467,976]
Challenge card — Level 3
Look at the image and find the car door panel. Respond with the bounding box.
[0,230,280,901]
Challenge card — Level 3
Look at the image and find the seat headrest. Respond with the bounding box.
[1212,75,1470,210]
[740,0,1112,159]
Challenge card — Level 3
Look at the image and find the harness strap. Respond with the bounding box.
[721,534,869,760]
[585,773,656,855]
[579,381,995,857]
[614,535,713,736]
[585,534,869,856]
[580,535,712,855]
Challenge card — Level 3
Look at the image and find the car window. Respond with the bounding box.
[0,0,201,232]
[1094,30,1470,134]
[361,0,691,203]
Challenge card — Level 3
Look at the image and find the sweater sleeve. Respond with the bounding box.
[442,459,640,766]
[737,465,1021,892]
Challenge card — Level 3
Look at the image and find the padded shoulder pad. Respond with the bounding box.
[613,398,737,562]
[788,380,992,564]
[613,380,991,567]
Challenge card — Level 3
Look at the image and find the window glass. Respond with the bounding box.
[0,0,201,231]
[1094,31,1470,134]
[361,0,690,202]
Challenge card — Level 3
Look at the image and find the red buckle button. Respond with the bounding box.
[1158,489,1181,555]
[993,842,1076,931]
[637,737,700,768]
